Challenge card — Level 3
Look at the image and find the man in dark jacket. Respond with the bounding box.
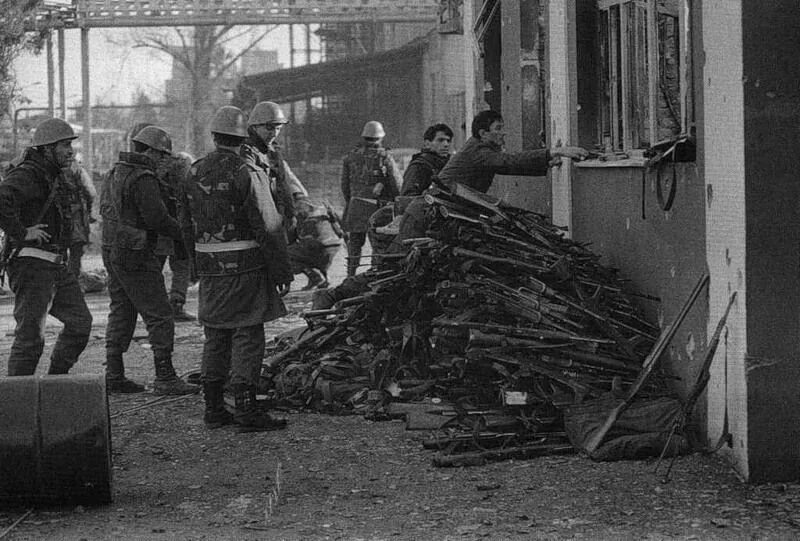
[437,109,588,192]
[400,123,453,196]
[340,120,402,276]
[186,106,292,432]
[0,117,92,376]
[100,125,198,395]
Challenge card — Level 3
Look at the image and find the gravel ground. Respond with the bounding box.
[2,253,800,540]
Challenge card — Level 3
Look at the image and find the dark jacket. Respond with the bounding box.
[187,147,291,284]
[400,150,449,196]
[340,142,402,231]
[0,149,76,251]
[186,147,291,328]
[100,152,182,269]
[436,137,551,193]
[241,137,296,222]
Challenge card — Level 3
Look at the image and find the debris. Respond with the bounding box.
[0,509,33,540]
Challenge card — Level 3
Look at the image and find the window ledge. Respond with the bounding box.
[575,156,648,169]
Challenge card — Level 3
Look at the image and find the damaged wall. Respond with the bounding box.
[570,164,707,406]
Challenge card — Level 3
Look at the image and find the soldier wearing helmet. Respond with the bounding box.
[340,120,402,276]
[241,101,308,241]
[184,105,290,432]
[99,124,198,395]
[0,117,93,376]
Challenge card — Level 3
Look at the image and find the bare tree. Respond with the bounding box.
[127,25,276,155]
[0,0,50,120]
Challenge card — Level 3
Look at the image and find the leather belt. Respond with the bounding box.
[194,240,259,253]
[18,247,65,264]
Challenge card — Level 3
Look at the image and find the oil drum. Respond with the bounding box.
[0,375,112,505]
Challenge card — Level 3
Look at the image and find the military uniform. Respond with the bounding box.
[64,162,96,278]
[287,199,343,288]
[100,151,191,392]
[340,142,401,275]
[186,147,291,430]
[0,150,92,376]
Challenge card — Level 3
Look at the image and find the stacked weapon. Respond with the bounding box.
[262,183,697,465]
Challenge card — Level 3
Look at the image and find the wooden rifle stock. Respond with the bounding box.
[583,273,709,456]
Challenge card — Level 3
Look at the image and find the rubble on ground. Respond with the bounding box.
[261,184,683,466]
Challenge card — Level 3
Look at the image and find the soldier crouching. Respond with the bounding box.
[185,106,292,432]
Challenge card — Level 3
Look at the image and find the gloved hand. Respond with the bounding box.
[277,282,291,297]
[372,182,384,197]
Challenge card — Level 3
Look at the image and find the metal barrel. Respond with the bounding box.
[0,375,112,505]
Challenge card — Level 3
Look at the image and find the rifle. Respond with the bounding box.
[656,291,737,481]
[583,274,709,456]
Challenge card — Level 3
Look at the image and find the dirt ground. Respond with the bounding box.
[2,256,800,540]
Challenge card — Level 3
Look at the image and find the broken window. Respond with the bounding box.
[597,0,693,153]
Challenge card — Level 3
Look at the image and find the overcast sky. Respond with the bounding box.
[14,25,294,111]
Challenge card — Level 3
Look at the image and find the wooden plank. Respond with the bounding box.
[647,0,658,145]
[620,3,631,150]
[609,6,620,150]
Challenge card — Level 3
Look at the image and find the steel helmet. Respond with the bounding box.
[31,118,78,147]
[210,106,248,137]
[131,125,172,153]
[361,120,385,139]
[247,101,288,126]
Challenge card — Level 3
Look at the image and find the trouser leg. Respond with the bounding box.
[202,327,234,428]
[47,266,92,374]
[103,250,138,378]
[346,232,366,277]
[6,259,55,376]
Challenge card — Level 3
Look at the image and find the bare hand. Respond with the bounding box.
[551,146,590,161]
[24,224,50,244]
[277,282,291,297]
[372,183,384,197]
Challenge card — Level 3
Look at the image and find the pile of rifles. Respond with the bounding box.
[263,184,667,466]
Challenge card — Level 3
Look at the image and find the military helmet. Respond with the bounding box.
[31,118,78,147]
[248,101,288,126]
[132,125,172,153]
[361,120,385,139]
[210,106,248,137]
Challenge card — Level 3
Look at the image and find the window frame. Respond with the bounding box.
[597,0,692,155]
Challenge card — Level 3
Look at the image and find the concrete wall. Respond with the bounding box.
[571,164,708,402]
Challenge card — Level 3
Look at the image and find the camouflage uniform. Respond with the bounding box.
[0,149,92,376]
[340,142,401,275]
[186,147,291,429]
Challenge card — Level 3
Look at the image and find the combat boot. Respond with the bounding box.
[203,381,233,429]
[228,387,287,433]
[105,352,145,394]
[170,299,196,322]
[153,356,200,395]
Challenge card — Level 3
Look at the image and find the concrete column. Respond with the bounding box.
[81,27,92,174]
[462,0,477,138]
[547,0,578,235]
[703,0,800,482]
[46,34,55,118]
[58,29,66,120]
[501,0,522,152]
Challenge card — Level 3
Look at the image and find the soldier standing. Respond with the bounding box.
[0,117,93,376]
[186,106,292,432]
[100,126,198,395]
[64,158,97,279]
[340,120,402,276]
[241,101,308,242]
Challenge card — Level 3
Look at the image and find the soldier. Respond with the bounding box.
[0,117,93,376]
[400,123,453,196]
[64,158,96,279]
[241,101,308,241]
[288,197,344,289]
[340,120,402,276]
[100,125,198,395]
[185,106,291,432]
